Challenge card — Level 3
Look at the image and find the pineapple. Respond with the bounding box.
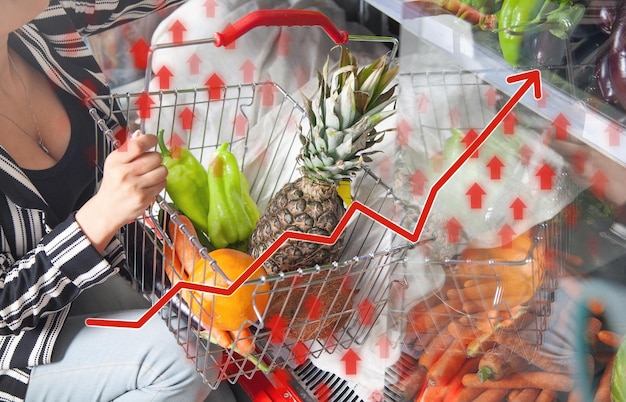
[248,46,399,275]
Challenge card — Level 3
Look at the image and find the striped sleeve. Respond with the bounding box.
[0,211,119,337]
[57,0,186,36]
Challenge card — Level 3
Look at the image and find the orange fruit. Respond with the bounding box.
[183,248,270,332]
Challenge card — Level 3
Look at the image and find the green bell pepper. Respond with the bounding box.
[207,143,260,249]
[157,130,210,234]
[498,0,546,66]
[498,0,583,67]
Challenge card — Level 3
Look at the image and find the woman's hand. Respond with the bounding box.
[76,131,167,253]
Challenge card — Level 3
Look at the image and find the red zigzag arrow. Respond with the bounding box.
[85,70,543,329]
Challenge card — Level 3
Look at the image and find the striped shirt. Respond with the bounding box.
[0,1,183,400]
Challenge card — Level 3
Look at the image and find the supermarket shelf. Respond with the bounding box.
[362,0,403,22]
[368,1,626,166]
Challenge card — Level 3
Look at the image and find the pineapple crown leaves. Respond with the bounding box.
[298,46,399,184]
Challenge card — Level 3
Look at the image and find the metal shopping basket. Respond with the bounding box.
[88,9,420,395]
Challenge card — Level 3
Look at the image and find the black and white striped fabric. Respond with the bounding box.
[0,1,183,400]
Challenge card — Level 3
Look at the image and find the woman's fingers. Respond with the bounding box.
[131,151,166,178]
[113,132,159,164]
[138,163,168,191]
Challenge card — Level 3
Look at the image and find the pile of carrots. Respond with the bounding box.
[161,213,257,358]
[401,287,622,401]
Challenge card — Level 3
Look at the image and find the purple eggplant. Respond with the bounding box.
[530,29,567,66]
[585,0,618,34]
[596,47,617,103]
[596,1,626,109]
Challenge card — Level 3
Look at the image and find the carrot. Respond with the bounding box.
[466,331,497,358]
[462,300,485,314]
[162,239,187,284]
[418,330,454,370]
[473,388,510,402]
[442,356,480,402]
[455,386,485,402]
[477,344,529,382]
[167,213,203,278]
[232,326,255,355]
[447,318,483,344]
[509,388,541,401]
[448,281,500,301]
[593,357,614,402]
[415,383,448,402]
[427,338,469,387]
[201,326,233,350]
[494,331,569,374]
[198,327,271,374]
[598,329,623,348]
[467,305,533,358]
[536,389,557,402]
[462,371,574,392]
[411,331,438,352]
[410,298,463,334]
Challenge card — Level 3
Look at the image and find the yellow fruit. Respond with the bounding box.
[183,248,270,332]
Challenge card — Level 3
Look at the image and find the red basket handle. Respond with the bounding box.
[213,9,350,48]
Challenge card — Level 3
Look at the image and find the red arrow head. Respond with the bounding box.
[465,183,486,209]
[498,224,516,247]
[506,69,542,100]
[129,39,151,70]
[357,299,375,326]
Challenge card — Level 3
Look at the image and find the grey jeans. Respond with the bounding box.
[25,274,238,402]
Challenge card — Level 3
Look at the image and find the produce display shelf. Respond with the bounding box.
[396,2,626,167]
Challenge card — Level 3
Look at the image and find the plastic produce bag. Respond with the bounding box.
[394,66,583,252]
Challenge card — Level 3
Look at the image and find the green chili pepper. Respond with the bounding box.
[157,130,210,234]
[498,0,546,66]
[207,143,260,249]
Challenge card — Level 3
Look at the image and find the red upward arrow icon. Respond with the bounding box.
[486,156,504,180]
[462,129,480,158]
[135,92,155,119]
[204,0,217,17]
[240,59,257,83]
[154,66,173,90]
[499,224,516,247]
[445,217,462,243]
[205,74,225,100]
[410,169,428,196]
[169,19,187,44]
[376,334,392,359]
[187,53,202,75]
[341,349,361,376]
[606,121,622,147]
[503,111,517,135]
[552,113,570,140]
[590,170,609,198]
[86,71,543,333]
[129,39,150,69]
[510,197,526,220]
[484,87,498,107]
[535,163,556,190]
[466,183,486,209]
[179,108,195,130]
